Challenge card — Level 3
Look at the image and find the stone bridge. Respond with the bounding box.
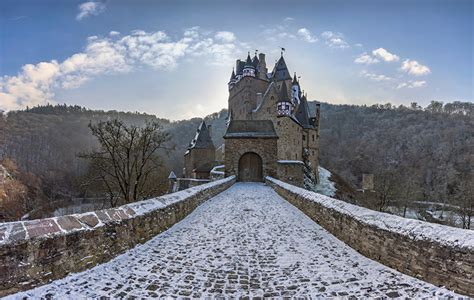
[0,177,473,298]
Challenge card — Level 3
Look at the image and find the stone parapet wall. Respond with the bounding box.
[0,176,236,296]
[266,177,474,296]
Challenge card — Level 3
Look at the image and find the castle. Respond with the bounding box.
[183,51,320,187]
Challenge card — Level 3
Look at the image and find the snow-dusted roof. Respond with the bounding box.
[224,120,278,139]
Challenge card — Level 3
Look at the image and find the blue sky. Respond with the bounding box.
[0,0,472,119]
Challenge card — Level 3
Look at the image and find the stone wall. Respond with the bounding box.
[224,138,277,180]
[266,177,474,296]
[277,161,304,187]
[0,176,236,296]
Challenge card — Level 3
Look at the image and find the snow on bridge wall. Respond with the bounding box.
[266,177,474,296]
[0,176,236,296]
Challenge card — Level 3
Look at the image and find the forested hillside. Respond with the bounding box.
[0,101,472,224]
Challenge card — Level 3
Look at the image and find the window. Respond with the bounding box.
[312,150,315,155]
[312,135,315,141]
[267,107,270,113]
[303,135,306,141]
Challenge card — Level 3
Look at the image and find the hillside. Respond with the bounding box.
[0,101,472,226]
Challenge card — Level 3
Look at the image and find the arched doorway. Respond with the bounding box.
[238,152,263,182]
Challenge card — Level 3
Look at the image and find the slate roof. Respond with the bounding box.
[271,55,292,81]
[224,120,278,139]
[294,95,313,129]
[252,55,259,67]
[278,81,290,102]
[236,60,245,75]
[188,121,215,150]
[244,53,254,68]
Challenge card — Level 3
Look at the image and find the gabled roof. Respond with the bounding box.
[271,55,292,81]
[188,121,215,150]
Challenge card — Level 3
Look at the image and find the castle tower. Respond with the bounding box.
[242,52,256,78]
[271,54,292,82]
[257,53,268,80]
[291,72,301,108]
[228,68,236,91]
[183,121,216,179]
[276,81,292,117]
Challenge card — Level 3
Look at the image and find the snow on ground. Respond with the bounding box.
[313,166,337,197]
[7,183,462,298]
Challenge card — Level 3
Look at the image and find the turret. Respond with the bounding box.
[242,52,256,77]
[271,54,291,82]
[277,81,292,117]
[291,72,301,107]
[228,68,236,91]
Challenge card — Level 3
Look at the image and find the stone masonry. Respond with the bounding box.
[0,176,236,296]
[266,177,474,296]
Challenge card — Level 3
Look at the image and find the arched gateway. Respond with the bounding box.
[238,152,263,182]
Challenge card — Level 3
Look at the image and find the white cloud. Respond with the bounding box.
[261,23,296,43]
[215,31,236,43]
[297,28,318,43]
[283,17,294,22]
[360,70,392,82]
[76,1,106,20]
[109,31,120,36]
[354,53,379,64]
[400,59,431,76]
[0,28,241,111]
[397,80,427,89]
[372,48,399,62]
[321,31,349,49]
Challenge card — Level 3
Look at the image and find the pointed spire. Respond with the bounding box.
[292,72,298,85]
[188,121,214,150]
[271,55,291,81]
[230,68,235,81]
[252,51,259,67]
[245,52,252,65]
[279,81,290,102]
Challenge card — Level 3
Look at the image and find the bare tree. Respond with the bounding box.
[81,119,171,207]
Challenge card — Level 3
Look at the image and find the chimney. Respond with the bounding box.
[258,53,266,69]
[236,59,241,74]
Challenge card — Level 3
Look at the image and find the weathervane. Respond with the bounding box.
[279,47,286,56]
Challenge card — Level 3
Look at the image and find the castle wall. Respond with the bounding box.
[228,77,270,120]
[224,138,277,179]
[277,162,304,187]
[0,177,236,296]
[266,176,474,296]
[304,127,320,181]
[184,148,215,178]
[251,90,304,162]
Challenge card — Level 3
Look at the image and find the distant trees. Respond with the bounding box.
[318,100,473,227]
[0,159,44,221]
[80,119,171,207]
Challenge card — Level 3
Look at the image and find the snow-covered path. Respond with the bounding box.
[8,183,460,298]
